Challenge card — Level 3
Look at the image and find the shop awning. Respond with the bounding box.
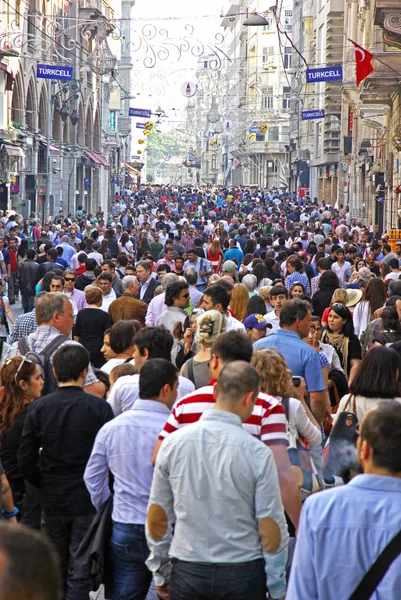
[123,162,140,177]
[85,150,102,168]
[85,151,110,170]
[2,144,23,157]
[40,142,61,156]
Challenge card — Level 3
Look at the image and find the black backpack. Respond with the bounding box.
[18,334,68,395]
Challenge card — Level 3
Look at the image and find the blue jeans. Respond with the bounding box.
[170,559,266,600]
[110,522,153,600]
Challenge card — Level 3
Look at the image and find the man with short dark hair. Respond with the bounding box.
[18,344,114,600]
[108,327,195,416]
[148,361,289,600]
[202,285,244,331]
[184,249,213,292]
[287,401,401,599]
[38,248,64,281]
[85,359,179,600]
[135,260,159,304]
[263,284,288,333]
[101,260,123,294]
[0,524,61,600]
[49,275,64,293]
[75,257,97,291]
[18,248,39,313]
[98,272,118,312]
[331,248,352,286]
[156,280,190,333]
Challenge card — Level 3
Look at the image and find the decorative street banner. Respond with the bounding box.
[136,123,146,129]
[36,64,73,80]
[306,66,343,83]
[302,109,325,120]
[129,108,152,118]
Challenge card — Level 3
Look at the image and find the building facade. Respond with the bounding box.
[0,0,134,221]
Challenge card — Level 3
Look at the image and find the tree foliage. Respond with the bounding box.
[145,130,186,176]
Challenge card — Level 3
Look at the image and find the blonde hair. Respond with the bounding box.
[251,349,293,397]
[331,288,347,305]
[196,309,227,346]
[229,283,249,322]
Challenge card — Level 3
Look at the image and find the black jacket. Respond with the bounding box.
[138,277,159,304]
[37,260,64,282]
[18,260,40,295]
[18,386,114,515]
[75,273,96,291]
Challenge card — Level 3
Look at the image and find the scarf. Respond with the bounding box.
[321,330,350,379]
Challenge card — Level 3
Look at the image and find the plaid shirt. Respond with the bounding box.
[7,310,37,344]
[5,325,98,386]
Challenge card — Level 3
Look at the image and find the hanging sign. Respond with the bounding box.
[129,108,152,118]
[302,109,325,120]
[136,123,146,129]
[306,66,343,83]
[37,64,73,81]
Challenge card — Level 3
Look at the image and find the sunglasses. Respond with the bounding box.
[64,278,76,282]
[4,355,34,386]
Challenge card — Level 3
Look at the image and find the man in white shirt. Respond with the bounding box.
[97,273,117,312]
[108,326,194,416]
[264,284,289,334]
[201,285,245,332]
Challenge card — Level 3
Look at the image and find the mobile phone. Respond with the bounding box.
[292,376,301,388]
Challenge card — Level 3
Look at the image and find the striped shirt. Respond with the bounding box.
[159,379,289,447]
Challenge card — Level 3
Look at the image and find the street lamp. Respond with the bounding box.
[243,14,270,26]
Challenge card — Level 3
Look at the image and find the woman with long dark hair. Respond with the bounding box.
[321,303,362,383]
[0,356,43,524]
[118,231,134,257]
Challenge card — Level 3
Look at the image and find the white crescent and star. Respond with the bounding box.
[355,47,365,63]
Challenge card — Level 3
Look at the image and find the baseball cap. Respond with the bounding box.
[244,314,273,330]
[222,260,237,273]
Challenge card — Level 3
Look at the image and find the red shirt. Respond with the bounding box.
[9,249,17,273]
[159,378,289,447]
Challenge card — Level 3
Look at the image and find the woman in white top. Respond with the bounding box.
[353,278,386,340]
[252,348,322,448]
[118,231,134,256]
[335,345,401,424]
[101,320,140,375]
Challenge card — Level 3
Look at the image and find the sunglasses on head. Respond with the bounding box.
[4,355,34,386]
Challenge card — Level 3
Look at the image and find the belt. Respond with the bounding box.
[173,558,264,568]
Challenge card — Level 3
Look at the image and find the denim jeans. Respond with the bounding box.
[110,521,154,600]
[44,512,94,600]
[21,294,35,313]
[170,559,266,600]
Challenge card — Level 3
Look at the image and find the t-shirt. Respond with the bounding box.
[159,379,289,447]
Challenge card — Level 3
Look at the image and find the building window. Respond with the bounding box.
[109,110,116,132]
[281,125,290,140]
[261,86,274,110]
[203,60,208,69]
[284,10,292,31]
[211,154,217,170]
[284,47,292,69]
[256,133,265,142]
[262,18,273,31]
[282,86,291,109]
[268,127,279,142]
[262,47,274,64]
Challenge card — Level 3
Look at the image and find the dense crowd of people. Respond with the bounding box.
[0,186,400,600]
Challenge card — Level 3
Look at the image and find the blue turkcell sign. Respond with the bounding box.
[36,64,73,81]
[302,109,325,120]
[306,66,343,83]
[136,123,146,129]
[129,108,152,118]
[249,126,261,133]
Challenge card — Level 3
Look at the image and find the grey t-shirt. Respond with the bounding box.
[182,358,210,390]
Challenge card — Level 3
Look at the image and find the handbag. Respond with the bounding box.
[348,529,401,599]
[281,397,321,499]
[323,394,359,482]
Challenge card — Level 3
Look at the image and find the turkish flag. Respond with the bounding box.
[348,39,374,85]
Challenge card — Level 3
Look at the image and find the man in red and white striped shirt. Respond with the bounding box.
[153,331,302,530]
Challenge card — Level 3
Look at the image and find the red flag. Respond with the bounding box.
[348,39,374,86]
